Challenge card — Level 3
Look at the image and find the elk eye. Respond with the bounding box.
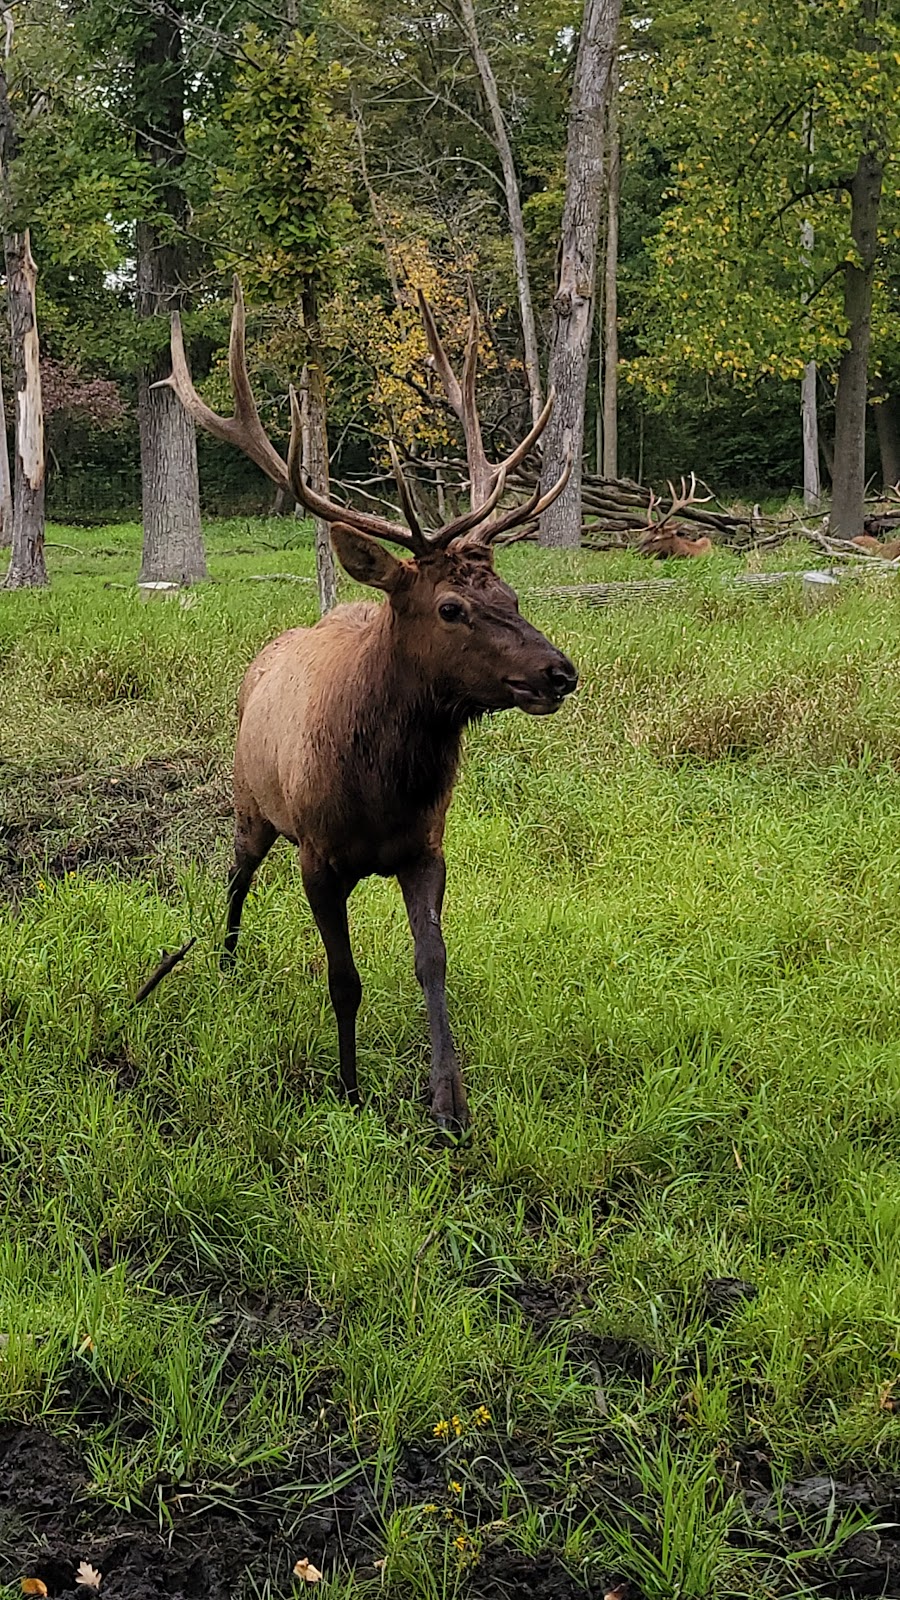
[438,599,467,624]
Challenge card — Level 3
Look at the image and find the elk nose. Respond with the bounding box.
[546,657,578,697]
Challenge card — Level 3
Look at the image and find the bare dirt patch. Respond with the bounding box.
[0,754,230,901]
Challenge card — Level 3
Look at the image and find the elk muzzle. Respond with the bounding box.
[505,649,578,716]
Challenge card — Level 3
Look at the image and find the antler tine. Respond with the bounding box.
[457,452,573,547]
[154,279,290,488]
[492,386,556,482]
[461,279,491,502]
[418,286,492,506]
[430,467,508,548]
[388,441,428,553]
[286,389,419,553]
[418,288,462,415]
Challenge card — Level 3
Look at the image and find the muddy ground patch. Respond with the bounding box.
[0,754,230,901]
[2,1391,898,1599]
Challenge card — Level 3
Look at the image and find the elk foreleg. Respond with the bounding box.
[300,846,362,1108]
[398,852,469,1133]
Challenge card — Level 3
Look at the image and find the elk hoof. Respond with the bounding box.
[430,1078,470,1140]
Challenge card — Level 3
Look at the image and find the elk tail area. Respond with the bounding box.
[134,937,198,1004]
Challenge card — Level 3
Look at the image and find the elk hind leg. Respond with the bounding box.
[223,809,277,966]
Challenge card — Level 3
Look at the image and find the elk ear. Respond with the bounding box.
[330,524,408,592]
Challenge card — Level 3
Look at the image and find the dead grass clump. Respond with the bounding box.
[627,668,871,763]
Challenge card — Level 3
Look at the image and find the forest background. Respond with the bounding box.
[0,0,898,545]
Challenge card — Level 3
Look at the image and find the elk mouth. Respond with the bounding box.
[504,677,567,716]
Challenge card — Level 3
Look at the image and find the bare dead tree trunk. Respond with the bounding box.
[801,359,820,510]
[0,46,45,588]
[830,149,882,537]
[872,393,900,487]
[539,0,620,547]
[453,0,543,426]
[602,56,619,481]
[3,229,46,587]
[134,5,206,585]
[0,344,13,546]
[300,293,338,614]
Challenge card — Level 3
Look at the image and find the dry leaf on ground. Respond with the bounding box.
[293,1557,323,1584]
[76,1561,103,1589]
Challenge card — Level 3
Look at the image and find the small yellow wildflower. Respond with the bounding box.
[423,1503,438,1514]
[433,1419,450,1440]
[38,880,46,891]
[454,1536,468,1551]
[473,1405,491,1427]
[450,1415,462,1437]
[448,1480,462,1496]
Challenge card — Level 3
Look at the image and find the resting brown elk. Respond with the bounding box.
[636,475,713,559]
[140,283,577,1132]
[851,534,900,559]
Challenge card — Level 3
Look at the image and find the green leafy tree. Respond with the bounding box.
[634,0,900,531]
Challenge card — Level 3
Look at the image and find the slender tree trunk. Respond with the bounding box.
[134,6,206,585]
[454,0,543,426]
[830,149,882,537]
[540,0,620,546]
[0,50,45,586]
[3,230,46,587]
[799,111,820,511]
[801,359,820,510]
[602,57,619,480]
[872,393,900,488]
[300,293,338,614]
[0,342,13,546]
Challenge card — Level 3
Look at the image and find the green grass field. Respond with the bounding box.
[1,520,900,1598]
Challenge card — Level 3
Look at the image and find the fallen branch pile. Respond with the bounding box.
[335,462,900,560]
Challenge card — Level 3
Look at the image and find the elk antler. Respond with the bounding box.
[158,276,565,557]
[156,277,426,555]
[417,285,568,547]
[643,472,713,538]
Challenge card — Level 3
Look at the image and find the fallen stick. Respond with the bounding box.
[135,937,197,1004]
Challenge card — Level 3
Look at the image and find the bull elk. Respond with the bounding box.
[636,474,713,559]
[138,281,577,1132]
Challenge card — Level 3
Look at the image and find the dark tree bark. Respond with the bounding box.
[872,393,900,488]
[830,148,882,538]
[540,0,621,547]
[134,5,206,585]
[601,57,619,481]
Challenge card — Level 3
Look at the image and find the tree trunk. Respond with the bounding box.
[300,293,338,614]
[872,393,900,488]
[0,344,13,546]
[801,360,820,510]
[602,57,619,481]
[539,0,620,547]
[799,112,820,511]
[3,230,46,587]
[830,149,882,537]
[454,0,543,426]
[134,6,206,585]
